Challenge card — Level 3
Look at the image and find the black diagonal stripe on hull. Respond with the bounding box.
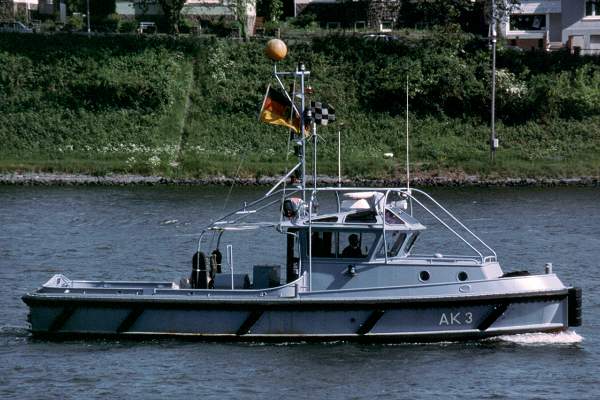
[117,308,144,333]
[236,311,264,336]
[357,310,385,335]
[477,303,509,331]
[48,306,76,332]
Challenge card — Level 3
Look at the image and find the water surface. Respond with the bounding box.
[1,185,598,399]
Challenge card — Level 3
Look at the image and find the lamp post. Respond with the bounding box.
[490,0,498,162]
[86,0,91,36]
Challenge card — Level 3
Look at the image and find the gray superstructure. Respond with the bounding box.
[22,54,582,342]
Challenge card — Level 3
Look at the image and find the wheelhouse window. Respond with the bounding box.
[308,231,377,259]
[509,14,546,31]
[587,1,599,16]
[345,211,377,224]
[385,209,404,225]
[310,231,335,258]
[377,232,407,258]
[338,231,377,258]
[403,233,419,255]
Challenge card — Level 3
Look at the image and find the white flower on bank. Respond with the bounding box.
[126,156,136,167]
[497,69,527,98]
[148,155,161,168]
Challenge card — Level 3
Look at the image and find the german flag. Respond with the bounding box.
[259,85,301,133]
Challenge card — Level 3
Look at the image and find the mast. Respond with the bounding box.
[266,41,312,289]
[338,125,342,188]
[298,63,307,200]
[269,58,309,199]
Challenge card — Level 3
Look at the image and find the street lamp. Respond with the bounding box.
[490,0,499,162]
[86,0,91,36]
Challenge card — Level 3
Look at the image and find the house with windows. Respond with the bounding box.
[562,0,600,53]
[1,0,38,18]
[291,0,400,31]
[502,0,600,54]
[116,0,255,33]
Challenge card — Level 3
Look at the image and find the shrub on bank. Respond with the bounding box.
[1,32,599,178]
[0,33,197,164]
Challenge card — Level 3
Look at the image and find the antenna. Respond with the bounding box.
[338,123,343,188]
[299,63,307,200]
[406,77,410,192]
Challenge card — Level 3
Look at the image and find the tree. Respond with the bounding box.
[399,0,520,32]
[138,0,186,34]
[485,0,521,25]
[224,0,256,40]
[158,0,186,33]
[400,0,476,27]
[66,0,115,19]
[268,0,282,22]
[0,0,14,21]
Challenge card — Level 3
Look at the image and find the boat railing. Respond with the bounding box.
[202,188,301,230]
[404,188,497,261]
[403,254,489,264]
[200,186,497,265]
[302,187,497,264]
[392,188,496,264]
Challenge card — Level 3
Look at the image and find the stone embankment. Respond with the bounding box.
[1,172,598,187]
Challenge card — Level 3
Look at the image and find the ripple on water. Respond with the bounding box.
[0,325,30,338]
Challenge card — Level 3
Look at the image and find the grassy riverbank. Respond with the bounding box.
[1,32,600,181]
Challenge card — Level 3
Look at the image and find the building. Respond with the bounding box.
[1,0,38,19]
[35,1,255,33]
[502,0,600,54]
[116,0,256,34]
[291,0,400,31]
[562,0,600,53]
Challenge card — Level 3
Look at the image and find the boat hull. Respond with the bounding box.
[22,289,580,342]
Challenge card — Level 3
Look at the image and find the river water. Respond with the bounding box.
[0,185,598,399]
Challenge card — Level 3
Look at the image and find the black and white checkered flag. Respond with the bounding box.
[310,101,336,126]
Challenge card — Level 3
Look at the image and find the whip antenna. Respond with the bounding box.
[406,77,410,191]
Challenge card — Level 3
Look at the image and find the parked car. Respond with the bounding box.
[0,21,33,33]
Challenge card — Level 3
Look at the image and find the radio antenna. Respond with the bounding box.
[406,77,410,192]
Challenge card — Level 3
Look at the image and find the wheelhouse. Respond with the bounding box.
[192,187,498,292]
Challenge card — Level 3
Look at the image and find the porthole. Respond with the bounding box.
[419,270,430,282]
[458,271,468,282]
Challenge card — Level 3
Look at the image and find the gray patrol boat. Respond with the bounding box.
[23,44,582,342]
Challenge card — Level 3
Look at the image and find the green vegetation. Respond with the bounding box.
[1,31,600,181]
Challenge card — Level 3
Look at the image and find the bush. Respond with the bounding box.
[119,19,137,33]
[0,33,197,163]
[41,19,57,32]
[263,20,279,35]
[1,32,600,178]
[66,15,85,32]
[206,18,239,37]
[101,13,121,32]
[178,17,199,34]
[289,13,316,29]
